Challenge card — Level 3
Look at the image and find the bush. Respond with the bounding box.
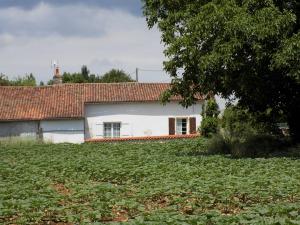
[207,134,231,155]
[206,134,289,158]
[230,134,286,158]
[200,117,219,137]
[220,106,260,142]
[204,105,289,158]
[204,98,220,117]
[200,98,220,137]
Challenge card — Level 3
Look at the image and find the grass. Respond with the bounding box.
[1,139,300,224]
[0,136,39,145]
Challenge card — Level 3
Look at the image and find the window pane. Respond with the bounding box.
[176,119,183,135]
[182,119,187,135]
[176,118,187,135]
[104,123,112,138]
[113,123,121,138]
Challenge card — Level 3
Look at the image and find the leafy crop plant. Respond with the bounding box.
[0,140,300,224]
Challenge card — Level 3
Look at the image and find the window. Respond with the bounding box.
[176,118,187,135]
[104,123,121,138]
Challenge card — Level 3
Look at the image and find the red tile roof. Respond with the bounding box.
[83,83,181,103]
[0,83,204,121]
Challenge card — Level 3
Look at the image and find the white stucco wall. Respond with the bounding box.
[40,120,84,144]
[85,102,203,139]
[0,121,38,139]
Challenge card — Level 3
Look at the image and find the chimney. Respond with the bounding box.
[53,64,62,85]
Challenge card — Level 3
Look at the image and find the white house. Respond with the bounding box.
[0,83,204,143]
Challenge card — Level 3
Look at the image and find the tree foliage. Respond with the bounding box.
[222,106,266,143]
[58,65,99,84]
[100,69,134,83]
[143,0,300,141]
[0,73,36,86]
[50,66,134,84]
[221,105,282,140]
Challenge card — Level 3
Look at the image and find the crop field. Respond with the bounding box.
[1,139,300,225]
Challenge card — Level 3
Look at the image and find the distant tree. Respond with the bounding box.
[12,74,36,86]
[0,74,10,86]
[0,73,36,86]
[39,81,45,86]
[62,72,86,83]
[81,65,90,81]
[88,74,101,83]
[47,66,134,84]
[100,69,134,83]
[47,80,54,85]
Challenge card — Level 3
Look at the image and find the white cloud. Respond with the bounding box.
[0,3,170,83]
[0,34,15,46]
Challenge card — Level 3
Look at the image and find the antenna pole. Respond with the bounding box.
[136,68,139,82]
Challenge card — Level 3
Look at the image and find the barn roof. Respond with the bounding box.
[0,83,204,121]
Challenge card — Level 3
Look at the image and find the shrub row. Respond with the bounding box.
[207,134,291,158]
[203,104,291,158]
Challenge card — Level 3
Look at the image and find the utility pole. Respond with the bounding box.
[136,68,139,82]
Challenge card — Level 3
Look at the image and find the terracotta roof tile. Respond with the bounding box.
[0,83,203,121]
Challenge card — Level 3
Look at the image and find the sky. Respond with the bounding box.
[0,0,170,83]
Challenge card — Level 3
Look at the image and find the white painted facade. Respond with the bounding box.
[85,102,202,139]
[40,120,85,144]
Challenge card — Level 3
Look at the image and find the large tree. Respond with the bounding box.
[143,0,300,141]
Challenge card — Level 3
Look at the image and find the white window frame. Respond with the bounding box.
[175,117,189,135]
[103,122,121,138]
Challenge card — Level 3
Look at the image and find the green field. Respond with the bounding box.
[1,139,300,224]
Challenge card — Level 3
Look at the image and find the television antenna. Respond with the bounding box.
[51,60,59,69]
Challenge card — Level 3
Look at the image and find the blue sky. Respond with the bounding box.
[0,0,169,83]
